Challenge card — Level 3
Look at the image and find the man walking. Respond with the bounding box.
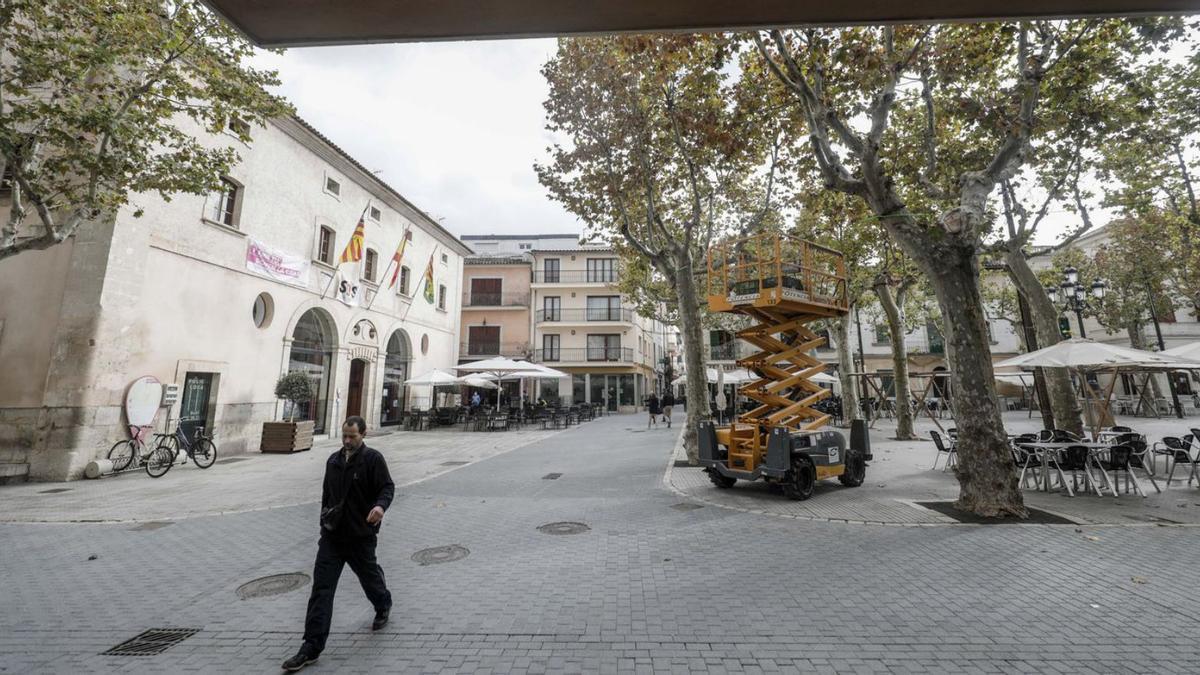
[282,416,394,672]
[661,390,675,428]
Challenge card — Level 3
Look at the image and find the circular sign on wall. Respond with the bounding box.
[125,376,163,431]
[421,334,429,355]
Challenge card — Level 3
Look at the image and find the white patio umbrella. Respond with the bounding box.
[1164,341,1200,362]
[456,375,499,389]
[996,338,1196,435]
[454,356,531,409]
[404,368,460,386]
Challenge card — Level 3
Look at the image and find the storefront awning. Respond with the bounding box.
[204,1,1197,48]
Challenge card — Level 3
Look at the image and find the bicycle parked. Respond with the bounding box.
[107,423,217,477]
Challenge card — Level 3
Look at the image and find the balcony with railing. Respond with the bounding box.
[535,307,634,323]
[461,291,529,308]
[532,270,619,284]
[532,347,634,364]
[459,341,531,359]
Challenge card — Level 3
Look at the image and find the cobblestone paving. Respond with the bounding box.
[3,413,1200,674]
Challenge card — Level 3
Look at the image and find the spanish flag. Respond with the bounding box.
[339,218,366,264]
[421,252,436,304]
[387,231,409,290]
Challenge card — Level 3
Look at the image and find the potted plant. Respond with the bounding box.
[261,372,316,453]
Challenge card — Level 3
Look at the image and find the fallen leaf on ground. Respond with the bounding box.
[1131,576,1148,584]
[1084,535,1101,542]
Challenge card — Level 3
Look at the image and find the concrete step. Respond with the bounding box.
[0,462,30,484]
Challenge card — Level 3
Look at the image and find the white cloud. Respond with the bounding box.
[254,39,582,238]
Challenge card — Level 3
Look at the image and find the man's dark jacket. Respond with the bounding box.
[321,444,394,539]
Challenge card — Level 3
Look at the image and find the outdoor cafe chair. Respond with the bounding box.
[1100,444,1158,496]
[1156,435,1199,486]
[930,430,957,471]
[1011,435,1043,489]
[1045,445,1093,497]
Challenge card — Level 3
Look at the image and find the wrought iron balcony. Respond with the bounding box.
[461,292,529,307]
[532,347,633,363]
[535,308,634,323]
[532,269,619,284]
[459,341,531,358]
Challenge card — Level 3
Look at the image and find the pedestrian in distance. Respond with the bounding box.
[660,391,675,428]
[470,391,481,409]
[646,392,661,429]
[282,416,395,673]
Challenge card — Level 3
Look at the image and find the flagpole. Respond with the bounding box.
[365,227,409,312]
[319,201,373,300]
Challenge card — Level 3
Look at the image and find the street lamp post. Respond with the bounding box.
[1045,266,1106,339]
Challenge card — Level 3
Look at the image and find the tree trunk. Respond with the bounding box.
[675,253,710,463]
[833,312,860,424]
[873,281,917,440]
[1004,249,1085,436]
[1126,322,1164,400]
[917,248,1026,517]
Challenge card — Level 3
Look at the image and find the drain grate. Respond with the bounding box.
[236,572,310,599]
[37,488,71,494]
[440,461,470,466]
[129,521,174,531]
[537,521,590,535]
[542,473,562,480]
[671,503,703,511]
[103,628,199,656]
[916,502,1076,525]
[411,544,470,565]
[217,457,249,464]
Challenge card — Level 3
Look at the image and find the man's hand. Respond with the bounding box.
[366,506,385,525]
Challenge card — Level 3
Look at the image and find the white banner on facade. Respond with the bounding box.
[245,238,310,287]
[335,270,362,307]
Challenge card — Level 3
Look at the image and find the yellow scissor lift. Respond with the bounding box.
[697,233,869,500]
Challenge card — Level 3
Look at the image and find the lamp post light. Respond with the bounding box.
[1046,266,1106,339]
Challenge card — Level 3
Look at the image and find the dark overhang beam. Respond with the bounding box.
[204,0,1200,48]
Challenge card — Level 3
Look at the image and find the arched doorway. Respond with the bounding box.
[289,309,336,434]
[381,330,411,426]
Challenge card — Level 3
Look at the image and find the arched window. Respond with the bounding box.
[288,309,336,433]
[381,330,412,425]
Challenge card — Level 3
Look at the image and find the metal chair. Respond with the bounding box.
[1156,435,1199,486]
[930,430,956,471]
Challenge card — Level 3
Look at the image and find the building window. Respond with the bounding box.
[586,258,616,283]
[318,226,335,265]
[926,321,945,354]
[470,278,502,306]
[440,253,448,264]
[873,323,891,345]
[363,249,378,282]
[587,334,621,361]
[252,292,273,329]
[324,175,341,197]
[437,284,447,310]
[468,326,501,356]
[586,295,621,321]
[399,266,411,295]
[229,117,251,137]
[543,296,561,322]
[519,243,532,250]
[542,334,561,362]
[543,258,560,283]
[207,177,240,228]
[709,330,735,360]
[369,206,382,222]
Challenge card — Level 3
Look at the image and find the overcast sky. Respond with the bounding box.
[255,39,1089,245]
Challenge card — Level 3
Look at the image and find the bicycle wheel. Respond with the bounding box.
[145,446,175,478]
[107,440,136,472]
[191,439,217,469]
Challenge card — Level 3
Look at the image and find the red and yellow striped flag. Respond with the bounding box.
[387,231,410,289]
[339,218,366,264]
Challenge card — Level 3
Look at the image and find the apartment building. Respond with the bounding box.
[459,254,534,363]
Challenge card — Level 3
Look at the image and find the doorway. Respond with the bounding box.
[347,359,367,418]
[180,372,214,444]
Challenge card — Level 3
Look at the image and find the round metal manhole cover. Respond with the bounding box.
[411,545,470,566]
[537,521,590,535]
[236,573,310,600]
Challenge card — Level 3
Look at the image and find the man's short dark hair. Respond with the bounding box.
[344,416,367,434]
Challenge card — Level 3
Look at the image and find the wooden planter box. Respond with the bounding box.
[260,420,315,453]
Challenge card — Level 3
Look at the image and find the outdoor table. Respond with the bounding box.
[1020,441,1118,496]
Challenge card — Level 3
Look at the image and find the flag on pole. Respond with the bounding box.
[387,231,410,290]
[339,217,366,264]
[421,252,436,304]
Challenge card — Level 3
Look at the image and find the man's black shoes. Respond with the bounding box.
[281,649,317,672]
[372,606,390,630]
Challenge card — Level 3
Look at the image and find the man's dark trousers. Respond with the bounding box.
[302,533,392,655]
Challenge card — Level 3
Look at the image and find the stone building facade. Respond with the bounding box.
[0,115,469,482]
